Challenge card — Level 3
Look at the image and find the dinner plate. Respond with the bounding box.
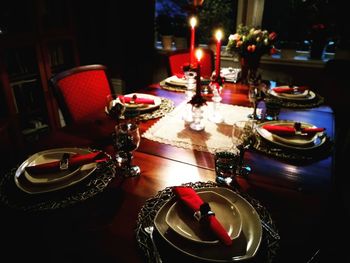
[24,149,82,184]
[164,75,188,87]
[165,191,242,244]
[123,93,162,112]
[256,120,326,150]
[14,148,98,194]
[154,187,262,262]
[268,87,316,101]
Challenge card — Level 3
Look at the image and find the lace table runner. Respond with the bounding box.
[142,102,258,153]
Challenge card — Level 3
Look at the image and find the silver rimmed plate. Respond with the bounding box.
[256,120,326,150]
[123,93,162,112]
[154,187,262,262]
[23,149,82,185]
[165,190,242,244]
[268,86,316,101]
[15,148,98,194]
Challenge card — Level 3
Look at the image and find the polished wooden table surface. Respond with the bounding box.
[1,82,343,262]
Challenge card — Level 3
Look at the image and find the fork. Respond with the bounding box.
[144,226,162,263]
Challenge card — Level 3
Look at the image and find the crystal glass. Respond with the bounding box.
[113,122,141,177]
[214,147,241,188]
[247,85,263,120]
[182,71,196,122]
[231,120,256,177]
[189,105,205,131]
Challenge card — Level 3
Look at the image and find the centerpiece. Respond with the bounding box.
[226,24,277,84]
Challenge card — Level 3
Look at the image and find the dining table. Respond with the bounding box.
[0,79,344,263]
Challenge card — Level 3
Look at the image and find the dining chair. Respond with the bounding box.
[50,64,114,125]
[166,48,215,79]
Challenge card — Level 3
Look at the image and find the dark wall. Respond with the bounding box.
[73,0,156,91]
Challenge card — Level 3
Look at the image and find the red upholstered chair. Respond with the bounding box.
[50,64,113,125]
[166,48,215,79]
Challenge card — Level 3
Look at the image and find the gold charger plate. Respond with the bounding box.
[24,149,82,184]
[123,93,162,112]
[15,148,97,194]
[165,190,242,244]
[256,120,326,150]
[269,87,316,101]
[154,187,262,262]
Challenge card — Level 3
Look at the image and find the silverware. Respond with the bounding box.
[144,226,162,263]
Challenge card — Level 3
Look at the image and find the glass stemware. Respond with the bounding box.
[113,122,141,177]
[106,94,141,177]
[231,120,256,177]
[247,84,264,120]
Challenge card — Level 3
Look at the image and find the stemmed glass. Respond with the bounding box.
[247,85,264,120]
[114,122,141,177]
[106,94,141,177]
[231,120,256,177]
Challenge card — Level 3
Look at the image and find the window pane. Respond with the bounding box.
[155,0,238,46]
[262,0,339,52]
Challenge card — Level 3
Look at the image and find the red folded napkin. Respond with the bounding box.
[272,86,308,93]
[175,73,185,79]
[262,124,325,136]
[172,186,232,246]
[25,151,106,174]
[118,95,154,105]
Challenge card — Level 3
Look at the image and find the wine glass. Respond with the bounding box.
[114,122,141,177]
[247,85,263,120]
[231,120,256,177]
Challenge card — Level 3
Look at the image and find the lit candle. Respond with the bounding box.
[215,29,223,79]
[189,17,197,67]
[195,48,203,96]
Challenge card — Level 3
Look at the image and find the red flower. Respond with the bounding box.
[269,32,277,41]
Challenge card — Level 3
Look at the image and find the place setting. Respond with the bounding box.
[106,93,174,121]
[267,84,324,108]
[0,147,116,212]
[135,181,280,263]
[251,120,333,161]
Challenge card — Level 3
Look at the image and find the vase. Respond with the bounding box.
[239,56,261,84]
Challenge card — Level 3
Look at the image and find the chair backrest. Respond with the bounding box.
[166,48,215,79]
[50,64,113,125]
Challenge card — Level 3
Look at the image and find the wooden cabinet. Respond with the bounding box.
[0,0,79,153]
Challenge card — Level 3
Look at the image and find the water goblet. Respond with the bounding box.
[232,120,256,177]
[247,85,263,120]
[114,121,141,177]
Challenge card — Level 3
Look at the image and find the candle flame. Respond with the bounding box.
[195,48,203,61]
[215,30,223,41]
[190,17,197,28]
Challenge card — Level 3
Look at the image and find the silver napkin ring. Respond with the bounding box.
[194,209,215,221]
[59,153,70,170]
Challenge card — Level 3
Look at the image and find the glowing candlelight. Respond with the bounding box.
[195,48,203,96]
[189,17,197,67]
[215,29,223,79]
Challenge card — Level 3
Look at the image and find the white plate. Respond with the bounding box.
[123,93,162,112]
[154,187,262,262]
[165,191,242,244]
[24,149,82,184]
[269,87,316,101]
[256,120,326,150]
[164,75,187,87]
[15,148,98,194]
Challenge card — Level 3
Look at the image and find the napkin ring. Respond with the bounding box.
[59,153,70,170]
[194,202,215,221]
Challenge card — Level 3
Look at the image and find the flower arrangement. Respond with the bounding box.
[226,24,277,58]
